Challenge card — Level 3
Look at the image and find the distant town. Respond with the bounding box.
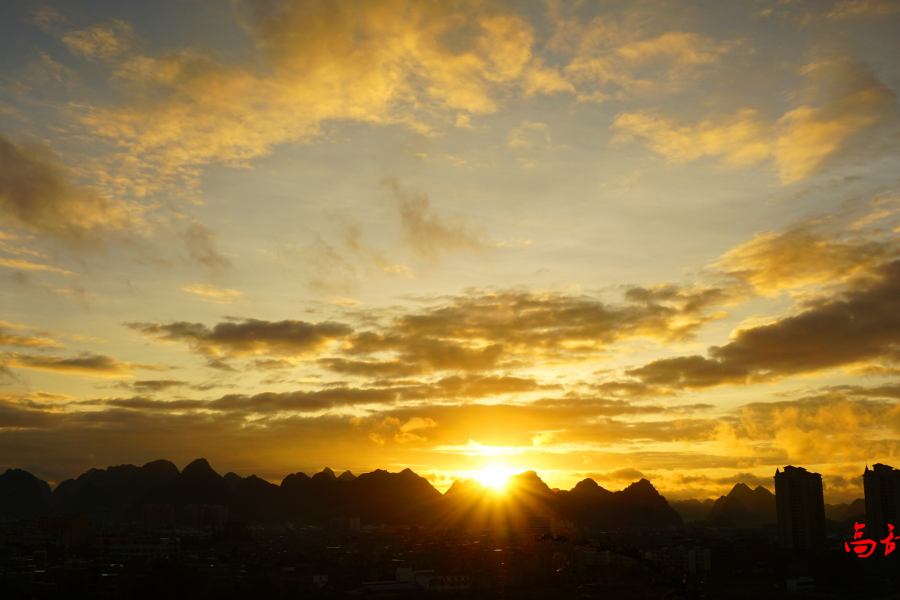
[1,459,899,598]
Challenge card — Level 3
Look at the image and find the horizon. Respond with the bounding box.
[2,0,900,507]
[10,455,869,505]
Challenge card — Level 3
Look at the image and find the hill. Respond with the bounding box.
[2,461,685,530]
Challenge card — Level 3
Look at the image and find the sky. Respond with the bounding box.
[0,0,899,503]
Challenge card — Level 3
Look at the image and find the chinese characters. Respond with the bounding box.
[845,523,895,557]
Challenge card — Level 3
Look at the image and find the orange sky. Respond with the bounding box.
[1,0,899,503]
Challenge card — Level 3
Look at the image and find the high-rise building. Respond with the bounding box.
[775,466,826,549]
[183,504,228,529]
[863,463,900,539]
[141,503,175,528]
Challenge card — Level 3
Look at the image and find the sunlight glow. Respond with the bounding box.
[474,466,518,490]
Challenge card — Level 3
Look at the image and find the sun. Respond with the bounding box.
[475,466,517,490]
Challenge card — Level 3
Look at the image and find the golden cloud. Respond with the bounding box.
[1,351,167,378]
[127,318,353,359]
[710,212,900,295]
[62,19,135,61]
[611,58,895,183]
[182,283,243,304]
[74,0,572,193]
[826,0,900,20]
[0,326,62,350]
[0,133,138,244]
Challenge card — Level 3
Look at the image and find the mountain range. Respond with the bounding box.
[670,483,865,527]
[0,460,683,530]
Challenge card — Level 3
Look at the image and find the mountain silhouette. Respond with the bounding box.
[52,460,178,519]
[3,461,687,530]
[230,475,286,522]
[705,483,775,527]
[0,469,51,518]
[602,479,684,528]
[825,498,866,523]
[223,472,243,490]
[670,498,715,523]
[125,458,231,520]
[344,468,442,524]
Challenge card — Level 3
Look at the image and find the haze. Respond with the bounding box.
[1,0,899,504]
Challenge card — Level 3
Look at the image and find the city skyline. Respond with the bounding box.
[1,0,900,503]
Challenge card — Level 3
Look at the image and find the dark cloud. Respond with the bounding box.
[0,394,66,429]
[319,357,424,377]
[709,214,900,295]
[626,260,900,389]
[0,327,62,349]
[127,318,353,358]
[0,132,132,244]
[322,287,729,378]
[586,467,645,481]
[669,471,770,489]
[130,285,733,378]
[130,379,188,392]
[87,386,396,414]
[1,351,165,377]
[0,403,377,485]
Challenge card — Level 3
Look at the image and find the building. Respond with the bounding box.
[863,463,900,539]
[329,517,360,530]
[108,538,180,561]
[35,515,89,546]
[645,547,711,573]
[140,504,174,528]
[183,504,227,529]
[775,466,826,549]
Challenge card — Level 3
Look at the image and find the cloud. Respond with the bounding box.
[0,400,392,484]
[127,318,353,358]
[383,178,485,260]
[666,471,771,491]
[558,16,732,101]
[715,389,900,466]
[4,380,888,496]
[0,133,136,244]
[144,285,727,377]
[0,257,75,275]
[183,283,243,304]
[62,20,135,61]
[508,121,551,151]
[92,386,397,414]
[826,0,900,20]
[0,325,63,349]
[1,351,166,377]
[339,286,727,369]
[74,0,572,192]
[625,259,900,389]
[710,213,900,295]
[611,58,896,183]
[184,221,230,270]
[32,7,67,31]
[614,32,726,68]
[587,466,645,481]
[611,108,773,166]
[532,432,557,447]
[395,416,438,443]
[129,379,188,392]
[775,60,896,183]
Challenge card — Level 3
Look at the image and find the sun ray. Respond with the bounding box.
[474,466,517,490]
